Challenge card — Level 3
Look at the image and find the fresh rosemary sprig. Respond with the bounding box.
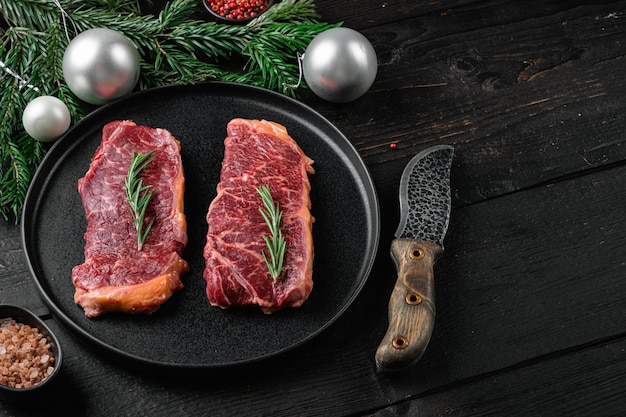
[257,185,287,281]
[125,151,156,251]
[0,0,339,221]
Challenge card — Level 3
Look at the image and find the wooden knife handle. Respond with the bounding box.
[375,238,443,371]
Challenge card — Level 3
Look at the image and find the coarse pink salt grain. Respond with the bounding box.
[0,318,55,389]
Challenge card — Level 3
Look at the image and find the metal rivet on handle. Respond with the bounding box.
[392,336,408,349]
[409,248,424,259]
[405,293,422,305]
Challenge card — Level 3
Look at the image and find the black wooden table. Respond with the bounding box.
[2,1,625,415]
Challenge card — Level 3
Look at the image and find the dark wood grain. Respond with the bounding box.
[371,339,626,417]
[0,222,48,316]
[2,0,626,416]
[311,0,626,206]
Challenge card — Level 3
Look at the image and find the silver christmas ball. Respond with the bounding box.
[302,27,377,103]
[22,96,71,142]
[63,28,140,105]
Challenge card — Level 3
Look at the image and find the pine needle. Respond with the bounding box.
[0,0,339,221]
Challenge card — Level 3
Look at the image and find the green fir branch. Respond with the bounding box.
[0,0,337,221]
[0,30,45,221]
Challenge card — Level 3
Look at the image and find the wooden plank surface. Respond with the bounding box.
[313,0,626,204]
[2,152,624,416]
[372,339,626,416]
[2,0,626,416]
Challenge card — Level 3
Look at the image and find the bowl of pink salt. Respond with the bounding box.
[0,305,63,401]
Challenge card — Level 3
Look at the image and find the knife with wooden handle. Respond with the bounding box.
[375,145,454,372]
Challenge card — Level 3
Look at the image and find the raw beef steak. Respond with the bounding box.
[204,119,314,314]
[72,120,189,317]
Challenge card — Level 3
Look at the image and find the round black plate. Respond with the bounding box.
[21,82,380,371]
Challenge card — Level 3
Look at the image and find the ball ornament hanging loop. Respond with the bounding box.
[302,27,378,103]
[63,28,141,105]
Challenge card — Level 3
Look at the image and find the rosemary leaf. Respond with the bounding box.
[125,151,156,251]
[257,185,286,281]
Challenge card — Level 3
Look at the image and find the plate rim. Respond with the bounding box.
[20,81,380,371]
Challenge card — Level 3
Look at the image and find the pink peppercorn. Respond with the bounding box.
[206,0,270,20]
